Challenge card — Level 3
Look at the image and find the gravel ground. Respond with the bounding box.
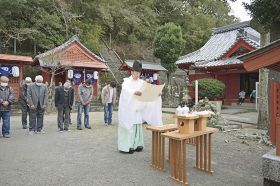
[0,112,272,186]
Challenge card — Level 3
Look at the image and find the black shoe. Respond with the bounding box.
[85,126,91,129]
[22,126,27,129]
[119,148,135,154]
[59,128,64,132]
[77,127,82,130]
[135,146,143,152]
[128,148,135,154]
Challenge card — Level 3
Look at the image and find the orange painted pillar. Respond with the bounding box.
[270,82,280,156]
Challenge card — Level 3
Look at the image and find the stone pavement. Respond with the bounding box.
[0,111,271,186]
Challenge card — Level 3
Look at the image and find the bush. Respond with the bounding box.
[194,78,225,100]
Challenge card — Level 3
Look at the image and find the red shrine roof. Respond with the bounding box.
[0,54,33,64]
[238,39,280,72]
[33,35,108,70]
[176,21,260,70]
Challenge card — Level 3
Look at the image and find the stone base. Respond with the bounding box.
[262,149,280,186]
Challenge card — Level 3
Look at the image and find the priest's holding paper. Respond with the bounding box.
[118,60,163,154]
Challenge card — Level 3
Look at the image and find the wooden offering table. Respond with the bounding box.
[161,127,218,185]
[146,124,178,171]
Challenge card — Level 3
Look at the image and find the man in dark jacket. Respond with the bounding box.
[0,76,15,138]
[19,77,32,129]
[55,82,74,132]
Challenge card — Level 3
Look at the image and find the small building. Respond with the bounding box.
[33,36,108,97]
[176,21,260,105]
[0,54,33,99]
[119,60,167,84]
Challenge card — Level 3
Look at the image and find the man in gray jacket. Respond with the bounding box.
[77,79,93,130]
[101,81,116,125]
[27,75,48,134]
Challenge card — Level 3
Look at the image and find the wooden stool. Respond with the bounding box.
[146,124,177,171]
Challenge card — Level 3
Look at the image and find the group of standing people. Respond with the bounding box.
[16,74,117,136]
[1,60,163,157]
[19,77,95,133]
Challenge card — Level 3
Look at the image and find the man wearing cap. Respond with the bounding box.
[19,77,32,129]
[55,82,74,132]
[0,76,15,138]
[118,60,163,154]
[27,75,48,134]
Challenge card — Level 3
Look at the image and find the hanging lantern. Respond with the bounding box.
[93,71,98,79]
[68,70,74,79]
[12,66,19,77]
[153,73,158,80]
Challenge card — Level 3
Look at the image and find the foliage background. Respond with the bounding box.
[0,0,237,59]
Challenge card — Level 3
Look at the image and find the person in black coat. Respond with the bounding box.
[55,82,74,132]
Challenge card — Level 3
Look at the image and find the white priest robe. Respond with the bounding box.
[118,76,163,152]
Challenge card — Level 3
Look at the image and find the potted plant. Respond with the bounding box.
[194,78,225,113]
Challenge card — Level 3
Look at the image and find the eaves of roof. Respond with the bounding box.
[34,35,105,63]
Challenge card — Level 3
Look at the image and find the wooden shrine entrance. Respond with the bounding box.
[270,82,280,155]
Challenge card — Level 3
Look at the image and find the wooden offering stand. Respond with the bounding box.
[173,114,199,134]
[195,113,212,131]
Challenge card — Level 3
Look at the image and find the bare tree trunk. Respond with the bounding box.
[48,71,56,112]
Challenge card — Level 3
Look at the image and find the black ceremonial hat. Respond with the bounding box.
[132,60,142,72]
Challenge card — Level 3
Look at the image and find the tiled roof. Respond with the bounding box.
[194,57,242,68]
[212,21,250,34]
[123,60,167,71]
[0,54,33,63]
[34,35,105,63]
[176,21,260,67]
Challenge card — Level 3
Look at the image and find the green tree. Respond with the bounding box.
[153,22,185,77]
[0,0,81,54]
[244,0,280,41]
